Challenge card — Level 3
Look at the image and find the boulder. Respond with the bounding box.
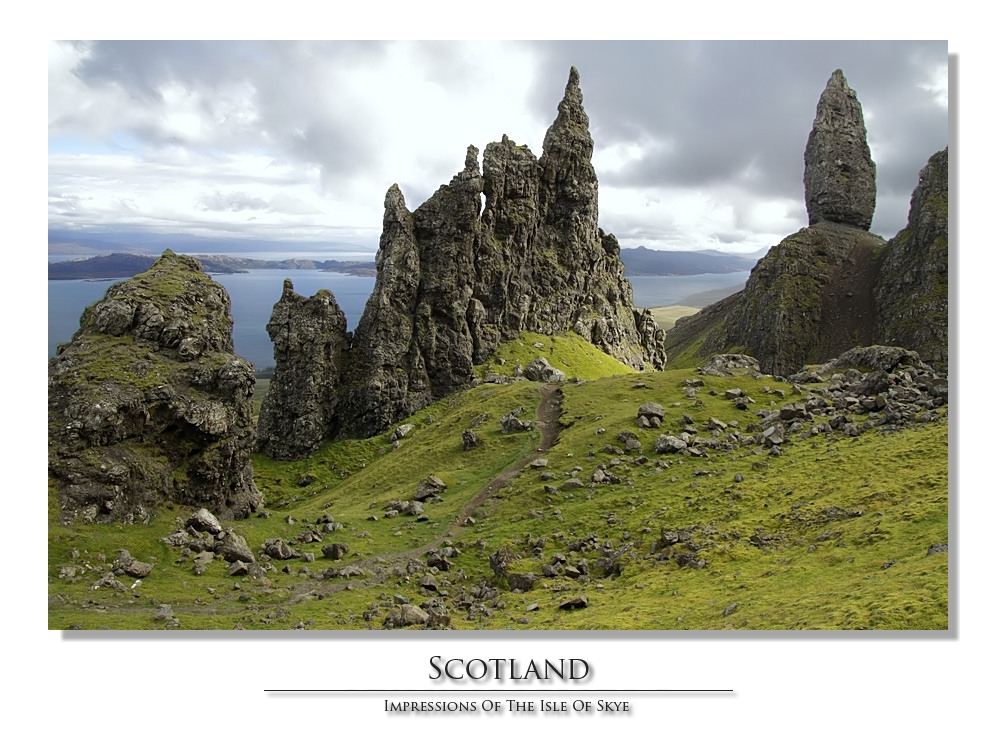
[524,357,566,383]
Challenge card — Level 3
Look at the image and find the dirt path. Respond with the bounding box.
[347,383,564,572]
[67,385,567,622]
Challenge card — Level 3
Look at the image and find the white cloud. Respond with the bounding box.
[47,40,948,254]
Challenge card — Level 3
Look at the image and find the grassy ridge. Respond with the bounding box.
[48,335,947,630]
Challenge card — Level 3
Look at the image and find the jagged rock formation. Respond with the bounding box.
[665,74,947,379]
[874,148,949,373]
[804,69,876,230]
[48,251,262,522]
[255,280,349,459]
[258,68,666,453]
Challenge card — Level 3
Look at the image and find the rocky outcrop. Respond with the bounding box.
[710,221,885,375]
[48,250,262,522]
[666,72,947,379]
[254,280,349,459]
[259,68,665,452]
[804,69,876,230]
[874,148,949,373]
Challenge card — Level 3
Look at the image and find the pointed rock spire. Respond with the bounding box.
[542,66,594,162]
[804,69,876,230]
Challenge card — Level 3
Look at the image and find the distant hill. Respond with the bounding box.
[48,228,374,257]
[48,252,377,280]
[50,231,757,279]
[620,246,757,276]
[48,253,243,279]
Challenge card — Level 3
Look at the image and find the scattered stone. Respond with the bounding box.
[698,355,761,377]
[559,596,589,611]
[217,531,256,564]
[391,424,416,441]
[655,435,688,454]
[524,357,566,383]
[111,549,153,578]
[262,538,294,560]
[415,476,447,501]
[187,508,223,535]
[386,604,430,628]
[507,573,537,592]
[321,543,350,561]
[462,430,481,451]
[501,409,532,433]
[489,546,518,578]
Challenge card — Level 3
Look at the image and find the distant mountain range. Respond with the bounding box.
[48,252,377,279]
[49,233,759,280]
[619,245,759,275]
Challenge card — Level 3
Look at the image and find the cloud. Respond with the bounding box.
[48,40,948,252]
[197,191,269,212]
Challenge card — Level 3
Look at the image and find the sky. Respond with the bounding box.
[47,40,949,258]
[48,40,948,257]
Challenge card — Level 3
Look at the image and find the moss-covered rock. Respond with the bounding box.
[874,148,949,373]
[48,250,262,523]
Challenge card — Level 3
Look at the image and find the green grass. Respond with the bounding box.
[48,336,948,630]
[473,331,637,382]
[649,305,700,331]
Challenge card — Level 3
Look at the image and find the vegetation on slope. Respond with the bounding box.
[48,334,947,631]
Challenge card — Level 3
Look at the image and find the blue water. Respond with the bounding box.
[49,271,376,370]
[629,272,748,309]
[48,269,749,369]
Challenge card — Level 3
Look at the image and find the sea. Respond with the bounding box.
[48,269,750,370]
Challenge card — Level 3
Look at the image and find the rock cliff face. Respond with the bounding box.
[665,72,947,378]
[874,148,949,373]
[258,68,665,453]
[708,221,885,375]
[804,69,877,230]
[48,251,262,522]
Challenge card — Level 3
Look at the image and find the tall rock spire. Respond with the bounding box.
[804,69,876,230]
[258,67,666,451]
[539,66,598,232]
[255,280,349,459]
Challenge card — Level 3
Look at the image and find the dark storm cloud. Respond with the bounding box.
[69,40,391,179]
[525,40,947,232]
[51,41,948,250]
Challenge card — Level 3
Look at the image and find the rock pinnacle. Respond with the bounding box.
[804,69,876,230]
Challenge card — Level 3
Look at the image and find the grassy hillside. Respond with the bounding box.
[48,334,947,630]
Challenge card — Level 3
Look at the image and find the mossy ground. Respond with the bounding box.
[48,335,947,630]
[473,331,637,381]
